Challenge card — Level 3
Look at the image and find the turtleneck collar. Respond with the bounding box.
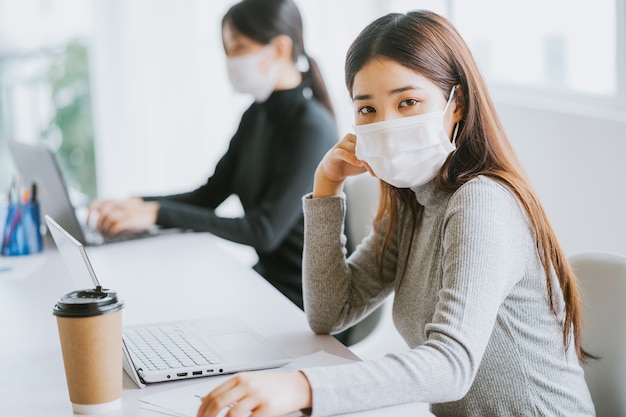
[259,82,311,117]
[411,179,448,208]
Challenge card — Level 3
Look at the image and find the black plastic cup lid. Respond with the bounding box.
[53,286,124,318]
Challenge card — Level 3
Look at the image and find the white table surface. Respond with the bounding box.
[0,232,432,417]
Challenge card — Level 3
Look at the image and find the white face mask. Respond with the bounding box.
[226,45,279,103]
[355,87,456,188]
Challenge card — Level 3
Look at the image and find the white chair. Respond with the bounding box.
[569,252,626,417]
[344,174,379,253]
[335,175,384,346]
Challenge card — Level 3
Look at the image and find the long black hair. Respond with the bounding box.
[222,0,334,117]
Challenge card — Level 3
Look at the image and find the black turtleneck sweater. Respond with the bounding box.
[144,83,337,309]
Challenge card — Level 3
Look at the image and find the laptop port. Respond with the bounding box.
[177,372,188,377]
[192,371,202,376]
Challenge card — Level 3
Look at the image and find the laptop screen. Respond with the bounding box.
[45,215,100,289]
[9,141,89,244]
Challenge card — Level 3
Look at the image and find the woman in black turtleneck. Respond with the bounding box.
[89,0,337,309]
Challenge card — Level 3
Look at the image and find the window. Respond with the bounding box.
[0,0,96,200]
[386,0,626,115]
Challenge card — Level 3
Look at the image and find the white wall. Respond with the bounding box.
[89,0,241,198]
[88,0,384,199]
[496,101,626,256]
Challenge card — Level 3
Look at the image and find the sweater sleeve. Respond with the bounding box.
[301,179,536,416]
[302,192,397,334]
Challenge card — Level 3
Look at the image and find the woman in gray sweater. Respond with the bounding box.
[197,10,595,417]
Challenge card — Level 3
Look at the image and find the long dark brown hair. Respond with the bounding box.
[345,10,589,361]
[222,0,335,117]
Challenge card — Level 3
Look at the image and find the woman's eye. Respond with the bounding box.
[399,98,418,108]
[358,106,375,115]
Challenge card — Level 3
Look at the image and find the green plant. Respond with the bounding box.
[41,39,97,199]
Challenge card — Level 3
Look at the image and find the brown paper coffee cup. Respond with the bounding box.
[53,287,124,414]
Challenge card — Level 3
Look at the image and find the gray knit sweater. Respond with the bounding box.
[301,176,594,417]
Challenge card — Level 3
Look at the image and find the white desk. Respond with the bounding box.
[0,232,432,416]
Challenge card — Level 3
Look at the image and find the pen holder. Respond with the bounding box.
[1,201,43,256]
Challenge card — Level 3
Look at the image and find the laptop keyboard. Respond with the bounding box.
[83,225,155,246]
[124,324,222,371]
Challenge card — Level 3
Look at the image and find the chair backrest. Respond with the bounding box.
[344,174,379,253]
[338,175,383,347]
[569,252,626,417]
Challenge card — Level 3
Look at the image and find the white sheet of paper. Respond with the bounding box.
[139,350,357,417]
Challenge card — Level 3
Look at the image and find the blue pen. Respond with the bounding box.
[1,184,14,253]
[8,178,16,205]
[5,205,23,254]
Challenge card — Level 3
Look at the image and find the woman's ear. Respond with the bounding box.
[271,34,294,61]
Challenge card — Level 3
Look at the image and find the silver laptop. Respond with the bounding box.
[8,140,167,246]
[45,215,292,388]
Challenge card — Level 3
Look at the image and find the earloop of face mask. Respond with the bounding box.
[354,86,457,188]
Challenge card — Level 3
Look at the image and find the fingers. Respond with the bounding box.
[92,200,135,235]
[338,132,358,157]
[87,200,114,228]
[94,202,124,235]
[332,147,363,169]
[197,375,247,417]
[225,396,261,417]
[86,203,100,229]
[196,372,310,417]
[342,133,376,177]
[313,133,370,198]
[324,134,366,176]
[360,160,376,177]
[89,198,158,235]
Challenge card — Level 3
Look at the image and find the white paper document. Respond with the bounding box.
[139,350,356,417]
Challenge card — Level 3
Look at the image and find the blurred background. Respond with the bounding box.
[1,0,624,255]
